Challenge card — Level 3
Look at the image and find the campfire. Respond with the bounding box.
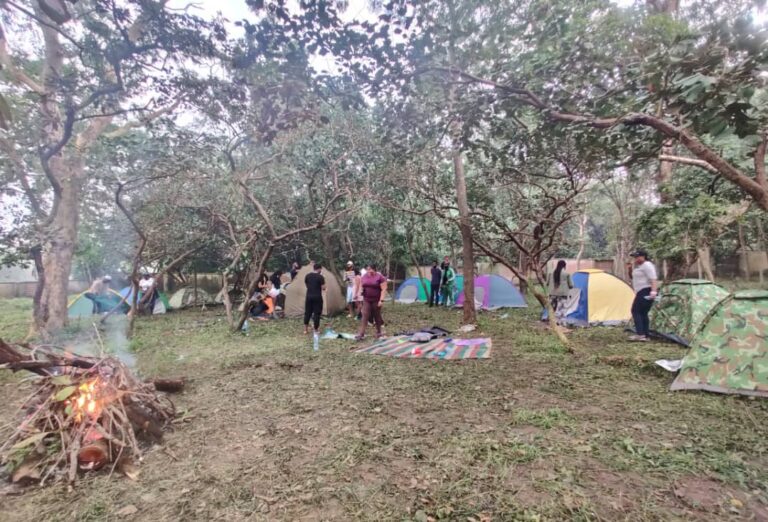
[0,339,183,486]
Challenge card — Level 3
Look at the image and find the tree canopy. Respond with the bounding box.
[0,0,766,334]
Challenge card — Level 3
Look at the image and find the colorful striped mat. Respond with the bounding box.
[353,336,492,360]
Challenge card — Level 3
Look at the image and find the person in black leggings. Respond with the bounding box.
[303,264,326,335]
[628,249,658,342]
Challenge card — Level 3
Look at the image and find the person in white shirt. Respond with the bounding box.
[138,273,157,313]
[628,249,658,342]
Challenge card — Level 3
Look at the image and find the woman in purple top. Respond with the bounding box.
[355,264,388,340]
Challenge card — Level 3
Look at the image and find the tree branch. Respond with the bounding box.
[0,21,46,94]
[424,66,768,210]
[103,97,184,139]
[756,133,767,191]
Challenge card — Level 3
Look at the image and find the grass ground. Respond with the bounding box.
[0,297,767,521]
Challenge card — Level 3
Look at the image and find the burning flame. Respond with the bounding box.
[66,379,104,423]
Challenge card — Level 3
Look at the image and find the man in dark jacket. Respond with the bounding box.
[429,261,441,307]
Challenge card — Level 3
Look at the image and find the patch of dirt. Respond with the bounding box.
[1,305,768,521]
[670,476,768,521]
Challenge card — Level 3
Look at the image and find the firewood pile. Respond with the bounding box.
[0,339,183,486]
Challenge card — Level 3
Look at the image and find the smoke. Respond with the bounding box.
[101,316,136,368]
[63,316,136,369]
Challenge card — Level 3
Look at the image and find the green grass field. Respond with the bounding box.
[0,298,767,521]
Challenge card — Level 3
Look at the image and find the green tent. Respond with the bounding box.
[68,290,126,318]
[395,277,431,303]
[670,290,768,398]
[650,279,729,346]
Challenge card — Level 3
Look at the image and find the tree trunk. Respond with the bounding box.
[575,210,588,270]
[406,228,429,300]
[532,288,571,351]
[697,247,715,281]
[221,274,234,325]
[452,147,476,324]
[35,174,82,334]
[321,229,345,289]
[233,245,273,332]
[657,141,675,203]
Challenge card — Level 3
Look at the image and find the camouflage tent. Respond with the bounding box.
[670,290,768,398]
[650,279,729,346]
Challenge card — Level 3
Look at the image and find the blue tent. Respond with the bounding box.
[456,274,527,310]
[395,277,431,303]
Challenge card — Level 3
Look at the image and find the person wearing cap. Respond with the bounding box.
[85,275,112,314]
[628,249,658,342]
[344,261,356,318]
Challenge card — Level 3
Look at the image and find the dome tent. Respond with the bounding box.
[68,289,126,318]
[395,277,430,304]
[118,286,169,314]
[168,287,214,309]
[455,274,527,310]
[671,290,768,397]
[543,269,634,326]
[650,279,729,346]
[283,264,345,318]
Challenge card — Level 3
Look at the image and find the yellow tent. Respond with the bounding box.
[549,269,635,326]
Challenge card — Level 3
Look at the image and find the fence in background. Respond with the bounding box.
[0,280,89,299]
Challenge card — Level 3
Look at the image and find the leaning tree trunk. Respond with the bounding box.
[233,245,273,333]
[35,172,82,334]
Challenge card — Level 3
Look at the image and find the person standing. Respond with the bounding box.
[441,260,456,307]
[303,263,326,335]
[628,249,658,342]
[138,273,157,314]
[355,263,387,340]
[352,268,363,318]
[429,260,442,307]
[290,262,300,281]
[546,260,573,314]
[344,261,356,317]
[85,275,112,313]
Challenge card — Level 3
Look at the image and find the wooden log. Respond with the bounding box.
[124,402,164,440]
[150,378,185,393]
[78,439,110,471]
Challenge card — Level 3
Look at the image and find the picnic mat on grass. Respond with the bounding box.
[353,335,492,360]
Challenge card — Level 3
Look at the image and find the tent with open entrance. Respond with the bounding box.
[543,269,634,326]
[671,290,768,397]
[283,265,345,318]
[650,279,729,346]
[118,286,170,314]
[168,287,214,309]
[395,277,431,303]
[455,274,527,310]
[68,289,126,318]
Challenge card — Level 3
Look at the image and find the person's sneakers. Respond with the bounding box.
[628,335,650,342]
